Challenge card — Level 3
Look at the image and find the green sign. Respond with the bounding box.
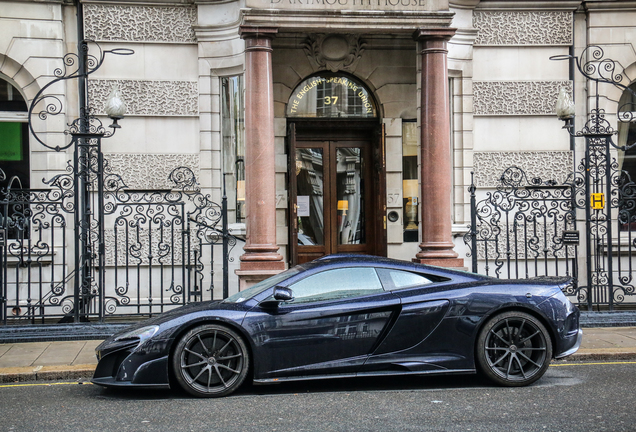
[0,122,23,161]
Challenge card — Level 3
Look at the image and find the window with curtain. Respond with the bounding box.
[402,121,419,242]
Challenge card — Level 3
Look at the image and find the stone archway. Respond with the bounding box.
[0,54,40,103]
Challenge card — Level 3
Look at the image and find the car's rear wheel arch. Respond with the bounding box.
[475,306,557,360]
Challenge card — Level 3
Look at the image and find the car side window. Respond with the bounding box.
[288,267,383,304]
[378,269,434,290]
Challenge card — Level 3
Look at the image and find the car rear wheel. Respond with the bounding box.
[476,311,552,387]
[172,324,249,397]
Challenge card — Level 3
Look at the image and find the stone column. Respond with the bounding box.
[413,28,464,268]
[237,26,285,287]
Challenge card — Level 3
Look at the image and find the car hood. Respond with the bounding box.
[107,300,247,340]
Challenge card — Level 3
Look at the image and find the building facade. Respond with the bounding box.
[1,0,636,303]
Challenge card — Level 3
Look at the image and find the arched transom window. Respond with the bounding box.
[287,74,377,119]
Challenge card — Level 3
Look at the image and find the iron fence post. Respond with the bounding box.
[584,136,593,311]
[186,215,193,303]
[222,174,229,300]
[605,137,614,311]
[73,137,81,322]
[77,9,88,323]
[469,172,478,273]
[97,139,105,321]
[0,226,5,325]
[182,204,188,306]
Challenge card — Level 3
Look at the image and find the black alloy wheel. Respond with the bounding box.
[172,324,250,397]
[476,311,552,387]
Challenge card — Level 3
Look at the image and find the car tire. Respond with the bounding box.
[476,311,552,387]
[172,324,250,397]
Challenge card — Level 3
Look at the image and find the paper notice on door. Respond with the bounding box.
[297,196,310,217]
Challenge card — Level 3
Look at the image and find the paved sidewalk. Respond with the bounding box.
[0,339,100,382]
[568,326,636,361]
[1,327,635,383]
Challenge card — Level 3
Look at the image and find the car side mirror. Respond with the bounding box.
[273,286,293,302]
[259,286,293,309]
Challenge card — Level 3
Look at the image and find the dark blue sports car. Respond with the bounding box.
[92,255,582,397]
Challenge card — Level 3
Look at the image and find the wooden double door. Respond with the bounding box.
[290,124,385,264]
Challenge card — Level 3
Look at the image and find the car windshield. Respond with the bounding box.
[222,266,303,303]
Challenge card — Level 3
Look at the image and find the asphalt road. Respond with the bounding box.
[1,362,635,432]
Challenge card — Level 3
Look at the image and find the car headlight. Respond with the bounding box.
[114,325,159,343]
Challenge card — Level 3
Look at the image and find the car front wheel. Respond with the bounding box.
[476,311,552,387]
[172,324,249,397]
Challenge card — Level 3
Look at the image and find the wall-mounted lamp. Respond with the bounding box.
[556,87,575,132]
[104,86,127,129]
[556,87,575,120]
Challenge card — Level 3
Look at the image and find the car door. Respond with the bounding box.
[245,267,400,381]
[363,268,452,371]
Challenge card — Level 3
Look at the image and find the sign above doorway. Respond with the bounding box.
[287,73,377,119]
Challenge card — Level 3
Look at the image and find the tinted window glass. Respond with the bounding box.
[289,267,383,304]
[223,266,302,303]
[385,270,433,290]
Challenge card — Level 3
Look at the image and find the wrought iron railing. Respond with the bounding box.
[465,167,578,281]
[0,164,241,324]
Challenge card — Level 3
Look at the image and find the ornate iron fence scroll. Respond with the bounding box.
[0,166,76,324]
[1,163,240,324]
[101,165,241,318]
[464,167,580,294]
[615,170,636,306]
[577,131,636,310]
[466,159,636,309]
